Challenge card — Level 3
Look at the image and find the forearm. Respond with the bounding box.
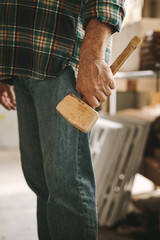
[80,19,112,60]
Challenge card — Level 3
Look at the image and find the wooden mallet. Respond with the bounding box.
[56,36,142,133]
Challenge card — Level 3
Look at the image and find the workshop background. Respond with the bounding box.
[0,0,160,239]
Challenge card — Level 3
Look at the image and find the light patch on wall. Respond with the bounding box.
[0,114,6,121]
[123,0,144,26]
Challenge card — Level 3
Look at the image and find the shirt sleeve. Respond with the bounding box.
[82,0,126,33]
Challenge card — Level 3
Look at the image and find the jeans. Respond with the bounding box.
[14,67,98,240]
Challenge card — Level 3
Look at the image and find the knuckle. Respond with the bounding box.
[92,85,99,93]
[105,88,112,96]
[110,80,116,89]
[102,95,107,102]
[100,97,106,103]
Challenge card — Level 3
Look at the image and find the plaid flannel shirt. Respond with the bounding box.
[0,0,125,81]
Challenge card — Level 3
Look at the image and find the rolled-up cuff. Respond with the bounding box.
[82,1,125,33]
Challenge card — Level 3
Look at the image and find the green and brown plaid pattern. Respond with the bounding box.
[0,0,125,80]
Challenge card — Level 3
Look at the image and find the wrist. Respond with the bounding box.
[80,19,112,60]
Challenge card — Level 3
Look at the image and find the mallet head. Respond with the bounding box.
[56,93,99,133]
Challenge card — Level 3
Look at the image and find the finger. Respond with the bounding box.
[109,78,116,89]
[1,96,11,110]
[3,87,16,110]
[7,86,16,106]
[8,102,16,110]
[101,86,112,96]
[105,86,112,96]
[104,67,116,89]
[95,90,107,102]
[7,99,16,110]
[8,96,16,110]
[2,95,16,110]
[84,96,100,108]
[103,74,116,90]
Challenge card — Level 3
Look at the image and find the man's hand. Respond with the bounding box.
[76,19,115,108]
[77,58,115,108]
[0,82,16,110]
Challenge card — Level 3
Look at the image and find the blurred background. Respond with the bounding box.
[0,0,160,239]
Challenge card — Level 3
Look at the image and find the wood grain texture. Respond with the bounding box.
[110,36,142,75]
[56,93,99,133]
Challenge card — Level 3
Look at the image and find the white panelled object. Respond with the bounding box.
[90,112,150,227]
[0,106,19,148]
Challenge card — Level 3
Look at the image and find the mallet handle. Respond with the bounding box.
[110,35,142,75]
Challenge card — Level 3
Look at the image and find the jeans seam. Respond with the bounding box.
[76,131,87,240]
